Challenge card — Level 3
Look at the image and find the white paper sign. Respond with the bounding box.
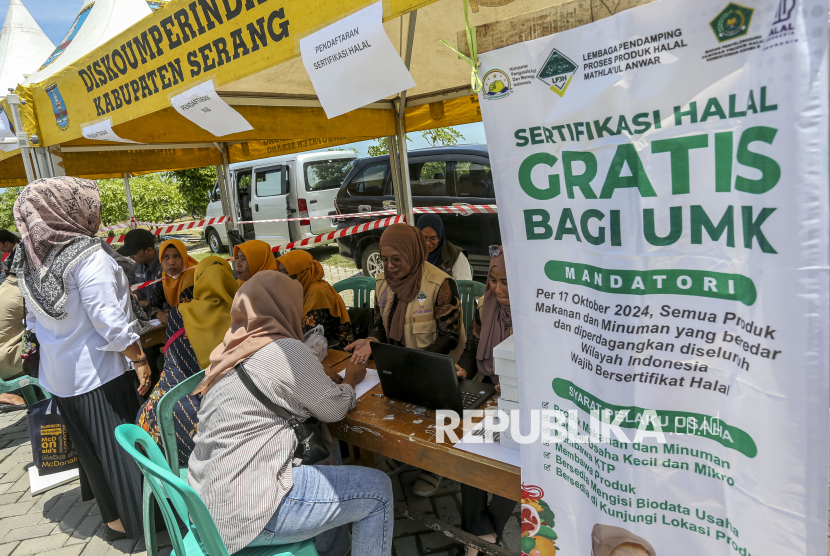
[300,2,415,119]
[81,118,138,143]
[170,79,253,137]
[337,367,381,398]
[477,0,829,554]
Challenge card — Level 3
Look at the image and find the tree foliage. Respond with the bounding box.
[0,187,22,231]
[422,127,465,148]
[98,174,187,225]
[367,127,464,156]
[165,166,217,217]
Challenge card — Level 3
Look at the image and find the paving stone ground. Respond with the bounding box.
[0,410,520,556]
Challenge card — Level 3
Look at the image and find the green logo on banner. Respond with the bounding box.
[552,379,757,457]
[536,49,578,97]
[710,3,754,42]
[544,260,757,306]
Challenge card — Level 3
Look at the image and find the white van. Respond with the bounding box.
[204,151,358,253]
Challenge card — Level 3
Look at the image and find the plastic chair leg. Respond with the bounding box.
[143,478,159,556]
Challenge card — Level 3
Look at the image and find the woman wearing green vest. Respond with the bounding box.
[345,223,464,496]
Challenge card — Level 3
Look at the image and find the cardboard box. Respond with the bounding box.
[493,335,516,378]
[500,375,519,402]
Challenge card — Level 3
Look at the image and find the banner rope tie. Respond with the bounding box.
[439,0,482,93]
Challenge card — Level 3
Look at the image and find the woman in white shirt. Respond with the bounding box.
[12,177,152,542]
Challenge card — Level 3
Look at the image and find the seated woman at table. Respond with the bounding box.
[454,245,516,556]
[234,239,276,284]
[146,239,197,325]
[136,256,238,465]
[188,271,393,556]
[345,223,464,497]
[276,250,353,351]
[416,214,471,280]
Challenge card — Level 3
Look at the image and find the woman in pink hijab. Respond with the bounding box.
[454,245,515,556]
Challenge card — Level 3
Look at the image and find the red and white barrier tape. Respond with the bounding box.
[105,216,231,244]
[236,203,497,225]
[129,213,405,292]
[98,220,170,233]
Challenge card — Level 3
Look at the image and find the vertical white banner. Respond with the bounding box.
[478,0,829,554]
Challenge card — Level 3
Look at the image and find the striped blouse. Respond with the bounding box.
[187,338,356,553]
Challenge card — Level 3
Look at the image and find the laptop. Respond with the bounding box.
[370,342,496,415]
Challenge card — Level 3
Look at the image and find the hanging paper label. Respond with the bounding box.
[300,1,415,119]
[81,118,138,143]
[170,79,253,138]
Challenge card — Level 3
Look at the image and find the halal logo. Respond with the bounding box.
[536,49,578,97]
[711,3,754,42]
[481,69,512,100]
[45,84,68,130]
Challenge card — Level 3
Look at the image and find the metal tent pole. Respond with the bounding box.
[7,95,34,182]
[390,10,417,225]
[123,173,136,229]
[214,142,239,235]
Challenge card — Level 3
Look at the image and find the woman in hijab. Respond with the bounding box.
[146,238,197,325]
[137,256,238,464]
[416,214,471,280]
[234,239,276,284]
[276,250,353,350]
[13,177,151,541]
[454,245,515,556]
[345,223,464,497]
[187,271,393,556]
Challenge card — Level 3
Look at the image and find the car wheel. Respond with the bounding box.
[361,243,382,278]
[206,229,226,253]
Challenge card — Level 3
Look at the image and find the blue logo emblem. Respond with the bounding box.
[39,3,94,70]
[46,84,68,130]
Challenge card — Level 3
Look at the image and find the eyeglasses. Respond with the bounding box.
[489,245,503,257]
[380,255,404,267]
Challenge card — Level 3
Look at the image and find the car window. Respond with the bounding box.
[305,158,354,192]
[346,162,389,197]
[237,172,251,194]
[455,161,494,198]
[408,160,448,197]
[255,167,287,197]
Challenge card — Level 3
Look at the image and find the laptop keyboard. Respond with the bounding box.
[461,391,481,409]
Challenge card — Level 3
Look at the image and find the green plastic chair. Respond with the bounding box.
[333,276,376,308]
[457,280,485,336]
[115,424,318,556]
[0,374,50,405]
[143,370,207,556]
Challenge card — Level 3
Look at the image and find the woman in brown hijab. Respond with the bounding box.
[345,223,464,497]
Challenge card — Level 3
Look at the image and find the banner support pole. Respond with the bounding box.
[123,173,136,229]
[7,95,35,183]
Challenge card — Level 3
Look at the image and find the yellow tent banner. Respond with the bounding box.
[30,0,438,147]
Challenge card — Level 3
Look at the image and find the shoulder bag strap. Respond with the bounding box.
[162,326,187,354]
[235,362,297,425]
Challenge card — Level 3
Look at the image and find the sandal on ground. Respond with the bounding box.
[382,458,410,476]
[412,470,442,497]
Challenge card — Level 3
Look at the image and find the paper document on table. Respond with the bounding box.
[454,422,520,468]
[337,367,380,398]
[299,2,415,119]
[81,118,139,143]
[148,319,161,327]
[170,79,253,137]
